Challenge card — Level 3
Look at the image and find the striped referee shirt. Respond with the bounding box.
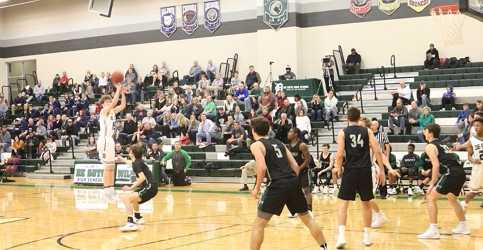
[374,129,390,152]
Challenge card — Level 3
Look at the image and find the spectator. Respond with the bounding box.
[476,100,483,112]
[324,90,338,123]
[149,64,161,86]
[399,143,422,195]
[119,114,138,145]
[234,83,250,112]
[258,87,276,113]
[0,97,8,119]
[33,82,45,103]
[295,110,311,143]
[226,121,246,152]
[310,95,324,121]
[125,64,138,84]
[407,101,421,134]
[322,55,335,93]
[280,65,296,80]
[456,103,471,133]
[197,74,210,96]
[189,61,202,83]
[388,98,408,135]
[187,114,200,143]
[142,111,157,129]
[59,71,69,92]
[391,81,412,107]
[223,95,237,115]
[294,94,308,115]
[206,60,217,81]
[203,96,217,120]
[273,113,292,143]
[12,136,25,157]
[260,108,272,126]
[161,141,192,186]
[424,43,440,69]
[209,73,224,97]
[160,62,170,87]
[52,74,61,93]
[196,113,217,146]
[98,72,109,92]
[417,106,435,142]
[441,86,456,110]
[344,48,361,74]
[239,160,256,191]
[0,127,11,153]
[416,81,431,107]
[245,65,262,90]
[36,120,47,138]
[233,106,245,124]
[147,142,168,185]
[230,71,241,88]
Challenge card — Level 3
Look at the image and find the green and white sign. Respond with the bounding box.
[115,164,153,185]
[263,0,288,30]
[73,164,104,184]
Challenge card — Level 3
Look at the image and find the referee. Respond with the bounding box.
[371,119,390,197]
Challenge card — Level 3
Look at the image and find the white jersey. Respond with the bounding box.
[99,110,116,140]
[469,134,483,191]
[470,134,483,161]
[97,109,116,163]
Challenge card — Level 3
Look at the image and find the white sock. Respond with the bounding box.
[363,227,370,234]
[459,221,466,226]
[363,227,371,242]
[429,224,438,230]
[338,225,345,239]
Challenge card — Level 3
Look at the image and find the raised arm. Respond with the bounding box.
[113,87,127,113]
[104,84,122,114]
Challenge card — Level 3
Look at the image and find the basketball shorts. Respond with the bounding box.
[338,167,374,201]
[299,169,310,188]
[435,170,466,196]
[258,177,308,216]
[137,184,158,204]
[469,164,483,192]
[97,137,115,164]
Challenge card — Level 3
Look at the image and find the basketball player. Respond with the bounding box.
[313,144,334,194]
[334,108,385,249]
[460,116,483,210]
[119,143,158,232]
[418,124,469,239]
[249,117,328,250]
[98,81,126,200]
[287,128,313,215]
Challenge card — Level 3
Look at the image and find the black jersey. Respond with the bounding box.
[429,139,464,175]
[401,153,420,169]
[259,138,297,182]
[132,159,156,189]
[288,141,304,166]
[343,125,372,169]
[320,153,331,169]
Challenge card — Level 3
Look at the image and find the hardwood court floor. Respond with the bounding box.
[0,178,482,250]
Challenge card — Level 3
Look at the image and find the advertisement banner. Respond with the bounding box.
[350,0,372,18]
[73,163,104,184]
[407,0,431,13]
[182,3,199,35]
[378,0,401,15]
[204,0,221,33]
[263,0,289,30]
[115,164,153,185]
[160,6,177,38]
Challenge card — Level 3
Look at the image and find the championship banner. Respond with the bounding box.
[182,3,199,35]
[407,0,430,13]
[204,0,221,33]
[350,0,372,18]
[73,163,104,184]
[115,164,153,185]
[160,6,177,38]
[263,0,288,30]
[378,0,400,15]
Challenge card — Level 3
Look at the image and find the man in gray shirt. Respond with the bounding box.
[407,101,421,135]
[388,98,408,135]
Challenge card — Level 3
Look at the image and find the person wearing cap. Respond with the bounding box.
[344,48,361,74]
[281,65,296,80]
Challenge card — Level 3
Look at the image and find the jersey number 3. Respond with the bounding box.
[350,134,364,148]
[272,144,283,158]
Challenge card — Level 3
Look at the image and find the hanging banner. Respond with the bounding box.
[407,0,431,13]
[160,6,177,38]
[378,0,401,15]
[350,0,372,18]
[263,0,289,30]
[182,3,199,35]
[204,0,222,33]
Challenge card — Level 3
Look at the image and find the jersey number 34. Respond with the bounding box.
[350,134,364,148]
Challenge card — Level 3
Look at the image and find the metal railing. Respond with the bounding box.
[379,66,388,90]
[390,54,396,78]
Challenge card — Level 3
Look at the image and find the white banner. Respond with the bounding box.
[160,6,177,38]
[182,3,199,35]
[115,164,153,185]
[204,0,221,33]
[73,164,104,184]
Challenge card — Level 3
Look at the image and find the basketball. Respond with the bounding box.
[111,70,124,84]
